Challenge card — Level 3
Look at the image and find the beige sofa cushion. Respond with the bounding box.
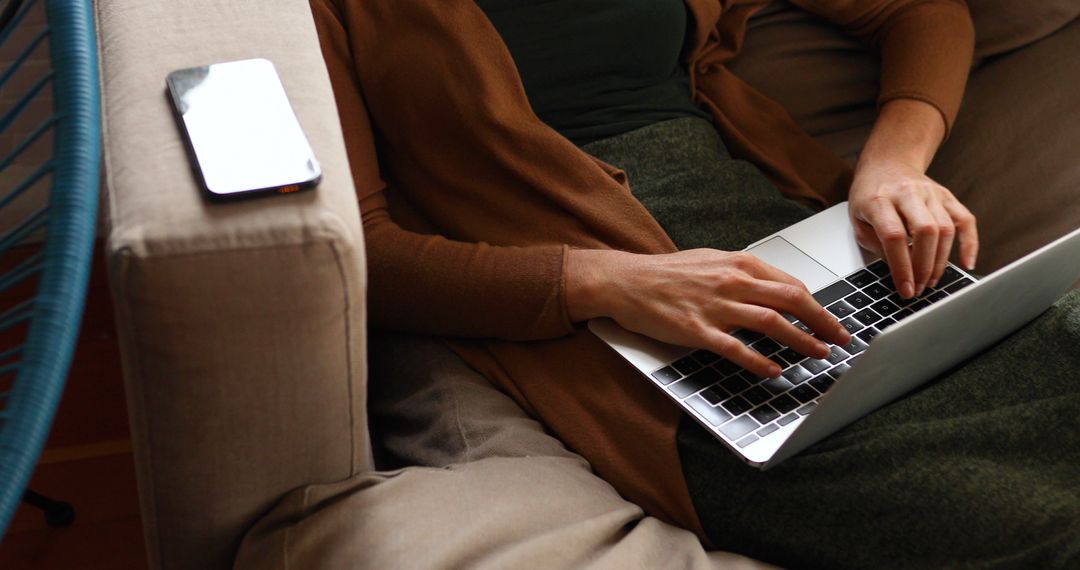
[928,17,1080,277]
[968,0,1080,56]
[729,3,1080,275]
[235,335,776,569]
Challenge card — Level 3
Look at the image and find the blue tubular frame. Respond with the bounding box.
[0,0,101,537]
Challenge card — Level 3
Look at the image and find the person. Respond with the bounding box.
[311,0,1080,567]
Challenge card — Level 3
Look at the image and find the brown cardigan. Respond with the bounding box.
[311,0,974,537]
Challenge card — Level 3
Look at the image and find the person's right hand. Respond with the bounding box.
[567,248,852,379]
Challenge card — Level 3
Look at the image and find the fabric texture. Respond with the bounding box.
[680,291,1080,568]
[312,0,975,537]
[580,117,812,252]
[586,115,1080,569]
[235,333,777,570]
[476,0,709,146]
[97,1,370,568]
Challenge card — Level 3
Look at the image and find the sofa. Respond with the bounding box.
[97,0,1080,568]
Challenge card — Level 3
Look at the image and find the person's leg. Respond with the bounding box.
[680,290,1080,569]
[581,117,815,252]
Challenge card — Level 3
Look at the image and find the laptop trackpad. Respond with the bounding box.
[746,237,837,292]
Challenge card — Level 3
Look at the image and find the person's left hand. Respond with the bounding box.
[848,159,978,299]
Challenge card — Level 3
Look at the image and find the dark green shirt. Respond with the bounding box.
[477,0,710,146]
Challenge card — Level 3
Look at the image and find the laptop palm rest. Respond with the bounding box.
[765,226,1080,468]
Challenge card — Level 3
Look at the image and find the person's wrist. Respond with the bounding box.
[856,99,944,174]
[566,248,626,322]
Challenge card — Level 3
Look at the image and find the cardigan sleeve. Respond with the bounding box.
[788,0,975,139]
[310,0,575,341]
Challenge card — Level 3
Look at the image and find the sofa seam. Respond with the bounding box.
[449,370,475,464]
[110,249,164,570]
[327,238,359,475]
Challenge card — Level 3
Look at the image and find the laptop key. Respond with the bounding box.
[777,413,799,426]
[863,282,892,300]
[797,402,818,416]
[809,374,835,393]
[844,291,873,309]
[827,300,857,319]
[701,388,725,405]
[670,367,722,398]
[889,292,915,307]
[825,346,850,365]
[847,269,878,288]
[732,329,765,345]
[687,395,733,426]
[761,376,794,395]
[870,299,900,316]
[735,434,759,448]
[743,386,771,406]
[720,374,751,394]
[770,393,800,414]
[802,358,830,375]
[706,382,730,398]
[794,321,813,335]
[893,308,915,321]
[945,277,974,294]
[757,423,779,437]
[812,280,856,307]
[692,350,721,365]
[877,317,898,330]
[927,290,948,303]
[842,336,869,355]
[651,366,681,385]
[782,365,813,385]
[750,337,783,356]
[777,348,805,366]
[672,356,701,376]
[719,415,758,440]
[827,362,851,380]
[789,384,819,403]
[750,405,781,425]
[936,266,963,289]
[867,259,890,277]
[715,359,741,377]
[839,317,864,334]
[739,370,765,384]
[856,327,881,344]
[853,308,882,327]
[910,299,931,312]
[721,396,752,416]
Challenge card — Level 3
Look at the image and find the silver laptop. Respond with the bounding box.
[589,202,1080,469]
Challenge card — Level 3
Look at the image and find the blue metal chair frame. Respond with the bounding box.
[0,0,101,537]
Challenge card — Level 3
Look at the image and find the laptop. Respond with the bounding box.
[589,202,1080,468]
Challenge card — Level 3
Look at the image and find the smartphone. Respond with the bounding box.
[166,58,321,200]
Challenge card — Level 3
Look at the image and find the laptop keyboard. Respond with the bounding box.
[650,259,975,449]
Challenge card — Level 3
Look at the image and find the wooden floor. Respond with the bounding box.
[0,246,149,569]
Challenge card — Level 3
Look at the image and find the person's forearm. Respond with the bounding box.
[857,98,945,174]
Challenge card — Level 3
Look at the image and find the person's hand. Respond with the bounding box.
[848,160,978,298]
[567,248,852,378]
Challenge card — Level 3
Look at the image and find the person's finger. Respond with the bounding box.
[865,198,916,298]
[942,197,979,271]
[724,302,831,361]
[702,328,781,378]
[852,217,883,255]
[896,192,939,296]
[737,280,851,347]
[926,191,956,288]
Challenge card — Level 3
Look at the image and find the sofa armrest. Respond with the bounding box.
[96,1,371,569]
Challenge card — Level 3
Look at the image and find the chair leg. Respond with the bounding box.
[22,489,75,528]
